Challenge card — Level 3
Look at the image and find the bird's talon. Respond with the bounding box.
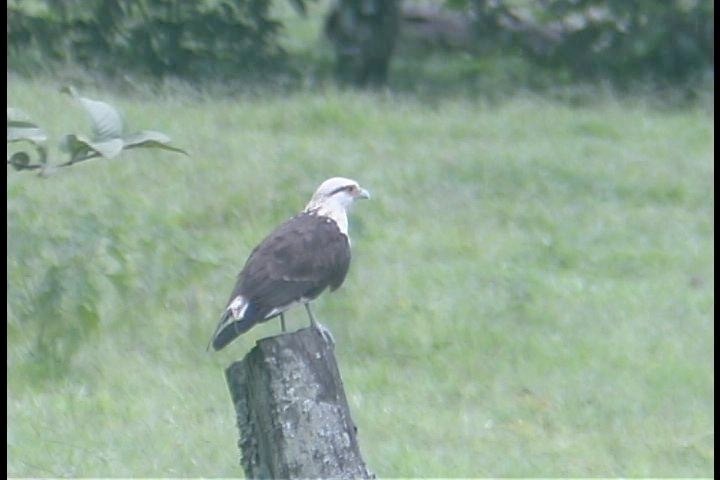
[313,321,335,346]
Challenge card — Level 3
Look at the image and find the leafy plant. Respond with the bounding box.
[7,107,48,171]
[7,86,188,175]
[7,0,292,80]
[449,0,714,83]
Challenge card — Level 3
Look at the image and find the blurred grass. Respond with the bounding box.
[7,74,714,477]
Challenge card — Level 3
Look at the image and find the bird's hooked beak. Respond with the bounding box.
[357,187,371,200]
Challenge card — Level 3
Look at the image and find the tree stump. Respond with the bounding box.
[225,326,374,479]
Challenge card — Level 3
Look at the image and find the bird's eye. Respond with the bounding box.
[329,185,355,196]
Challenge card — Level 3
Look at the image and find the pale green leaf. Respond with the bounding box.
[7,126,48,144]
[90,138,124,158]
[7,108,48,143]
[8,151,31,170]
[60,134,92,159]
[60,134,124,160]
[77,96,125,141]
[123,130,190,156]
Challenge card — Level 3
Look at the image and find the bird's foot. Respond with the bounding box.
[312,320,335,347]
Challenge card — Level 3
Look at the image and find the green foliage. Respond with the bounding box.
[58,86,189,163]
[7,89,190,370]
[19,234,104,377]
[7,108,49,170]
[7,108,48,144]
[7,0,289,80]
[538,0,713,81]
[452,0,714,83]
[8,86,187,173]
[7,77,713,477]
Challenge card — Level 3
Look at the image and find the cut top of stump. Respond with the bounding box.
[225,327,375,480]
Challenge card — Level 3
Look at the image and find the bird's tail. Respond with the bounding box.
[207,296,258,351]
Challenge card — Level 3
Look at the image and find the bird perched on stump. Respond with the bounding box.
[209,177,371,351]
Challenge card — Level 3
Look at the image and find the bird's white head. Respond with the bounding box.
[305,177,370,234]
[308,177,371,209]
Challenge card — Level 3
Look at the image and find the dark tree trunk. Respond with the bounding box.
[225,327,374,479]
[324,0,401,87]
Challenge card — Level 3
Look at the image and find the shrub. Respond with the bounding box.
[452,0,714,84]
[7,0,288,80]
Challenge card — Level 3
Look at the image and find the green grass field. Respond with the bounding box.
[7,72,713,477]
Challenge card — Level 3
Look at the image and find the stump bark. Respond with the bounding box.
[225,326,374,479]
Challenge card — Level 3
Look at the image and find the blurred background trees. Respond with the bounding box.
[7,0,713,88]
[7,0,287,80]
[324,0,401,87]
[459,0,714,83]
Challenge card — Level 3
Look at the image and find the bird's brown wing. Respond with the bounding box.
[228,213,351,316]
